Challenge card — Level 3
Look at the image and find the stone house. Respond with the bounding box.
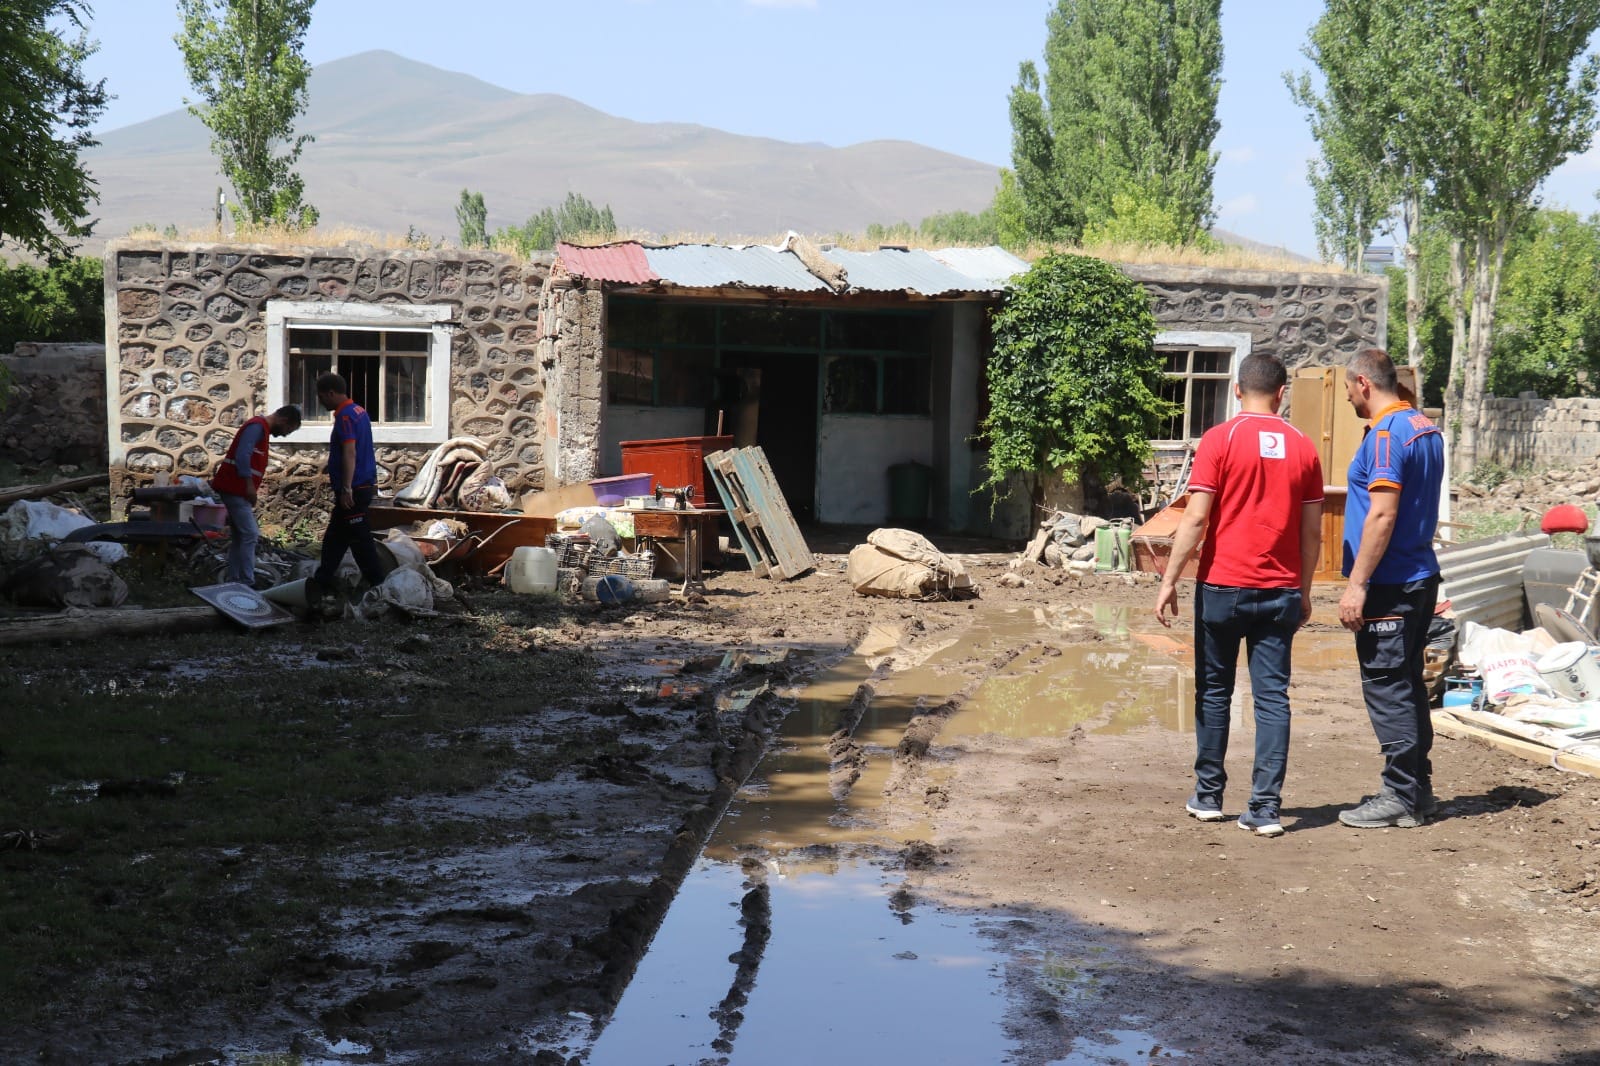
[100,239,1386,537]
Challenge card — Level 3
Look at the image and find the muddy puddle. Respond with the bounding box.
[583,607,1357,1063]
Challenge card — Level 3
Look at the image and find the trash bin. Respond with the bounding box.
[887,461,932,525]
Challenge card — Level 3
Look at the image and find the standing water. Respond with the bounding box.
[586,607,1350,1064]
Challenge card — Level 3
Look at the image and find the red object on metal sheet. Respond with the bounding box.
[1540,503,1589,534]
[620,435,733,508]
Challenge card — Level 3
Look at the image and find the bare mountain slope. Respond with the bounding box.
[82,50,1002,246]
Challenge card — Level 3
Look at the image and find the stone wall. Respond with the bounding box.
[538,277,605,485]
[105,241,549,526]
[0,342,107,470]
[1479,396,1600,469]
[1119,263,1388,372]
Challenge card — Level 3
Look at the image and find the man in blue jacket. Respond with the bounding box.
[1337,348,1445,829]
[312,372,388,595]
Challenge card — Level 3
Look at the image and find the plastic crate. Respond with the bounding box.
[585,551,655,579]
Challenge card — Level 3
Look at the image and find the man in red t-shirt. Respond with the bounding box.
[1154,352,1324,837]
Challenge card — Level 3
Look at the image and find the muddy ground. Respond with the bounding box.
[3,512,1600,1065]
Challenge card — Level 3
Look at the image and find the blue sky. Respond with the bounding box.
[77,0,1600,259]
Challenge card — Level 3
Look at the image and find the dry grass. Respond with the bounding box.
[116,222,1343,275]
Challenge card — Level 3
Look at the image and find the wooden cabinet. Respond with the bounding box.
[1287,365,1418,486]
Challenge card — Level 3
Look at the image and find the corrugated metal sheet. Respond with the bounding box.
[556,242,657,284]
[930,246,1031,289]
[817,247,986,295]
[643,244,830,292]
[1439,530,1551,632]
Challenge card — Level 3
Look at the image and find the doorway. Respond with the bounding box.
[714,353,818,522]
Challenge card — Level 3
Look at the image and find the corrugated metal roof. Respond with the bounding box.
[817,247,987,295]
[643,244,830,292]
[556,242,657,284]
[931,246,1031,289]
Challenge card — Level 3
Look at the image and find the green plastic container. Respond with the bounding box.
[888,461,932,524]
[1094,526,1132,572]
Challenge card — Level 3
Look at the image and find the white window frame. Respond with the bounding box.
[266,300,453,446]
[1151,330,1251,445]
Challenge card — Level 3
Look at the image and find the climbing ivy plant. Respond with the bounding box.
[981,253,1172,497]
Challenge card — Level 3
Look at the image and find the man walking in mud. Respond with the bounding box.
[1155,352,1324,837]
[1336,348,1444,829]
[312,371,389,597]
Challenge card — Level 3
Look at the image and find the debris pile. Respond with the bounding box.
[1455,464,1600,521]
[1015,511,1132,576]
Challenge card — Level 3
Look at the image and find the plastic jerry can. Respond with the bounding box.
[506,546,558,594]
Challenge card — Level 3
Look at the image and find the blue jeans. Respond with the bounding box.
[1194,584,1301,815]
[220,492,259,586]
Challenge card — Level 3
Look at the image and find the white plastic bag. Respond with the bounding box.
[1,500,126,564]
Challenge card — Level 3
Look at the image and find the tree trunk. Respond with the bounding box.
[1456,225,1512,472]
[1402,192,1423,369]
[0,606,229,647]
[1444,238,1470,449]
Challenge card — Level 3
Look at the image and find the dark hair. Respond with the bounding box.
[273,404,303,430]
[315,371,348,397]
[1236,352,1287,396]
[1347,348,1397,392]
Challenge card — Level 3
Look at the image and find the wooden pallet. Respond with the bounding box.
[703,447,813,580]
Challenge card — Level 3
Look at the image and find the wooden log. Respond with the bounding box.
[0,475,107,509]
[0,606,228,647]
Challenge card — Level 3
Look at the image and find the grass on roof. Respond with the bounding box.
[117,223,1343,275]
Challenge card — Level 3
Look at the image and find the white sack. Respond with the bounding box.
[1457,620,1555,704]
[1,500,126,564]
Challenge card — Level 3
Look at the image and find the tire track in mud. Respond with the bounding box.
[881,642,1048,800]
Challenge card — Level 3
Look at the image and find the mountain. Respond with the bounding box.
[81,50,1003,248]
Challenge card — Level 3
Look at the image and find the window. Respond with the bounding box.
[1151,331,1251,443]
[603,347,714,407]
[266,301,453,445]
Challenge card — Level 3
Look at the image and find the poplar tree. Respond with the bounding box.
[1007,0,1222,245]
[1413,0,1600,469]
[176,0,318,229]
[456,189,486,249]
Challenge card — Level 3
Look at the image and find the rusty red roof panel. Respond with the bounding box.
[555,242,658,284]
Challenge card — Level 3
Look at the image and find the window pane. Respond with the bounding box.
[289,327,332,351]
[720,306,818,349]
[657,349,715,407]
[605,347,654,405]
[1161,349,1188,374]
[385,330,430,352]
[1192,349,1231,374]
[289,354,333,417]
[828,312,932,353]
[338,329,381,351]
[340,354,381,413]
[1156,378,1187,439]
[385,356,428,423]
[1189,378,1230,436]
[825,356,876,413]
[606,299,651,347]
[881,357,930,415]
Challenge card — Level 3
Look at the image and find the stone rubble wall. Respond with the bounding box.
[0,343,108,469]
[105,241,549,528]
[1478,396,1600,470]
[537,276,605,485]
[1119,263,1389,373]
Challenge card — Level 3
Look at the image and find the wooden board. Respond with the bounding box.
[704,447,812,580]
[1433,708,1600,777]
